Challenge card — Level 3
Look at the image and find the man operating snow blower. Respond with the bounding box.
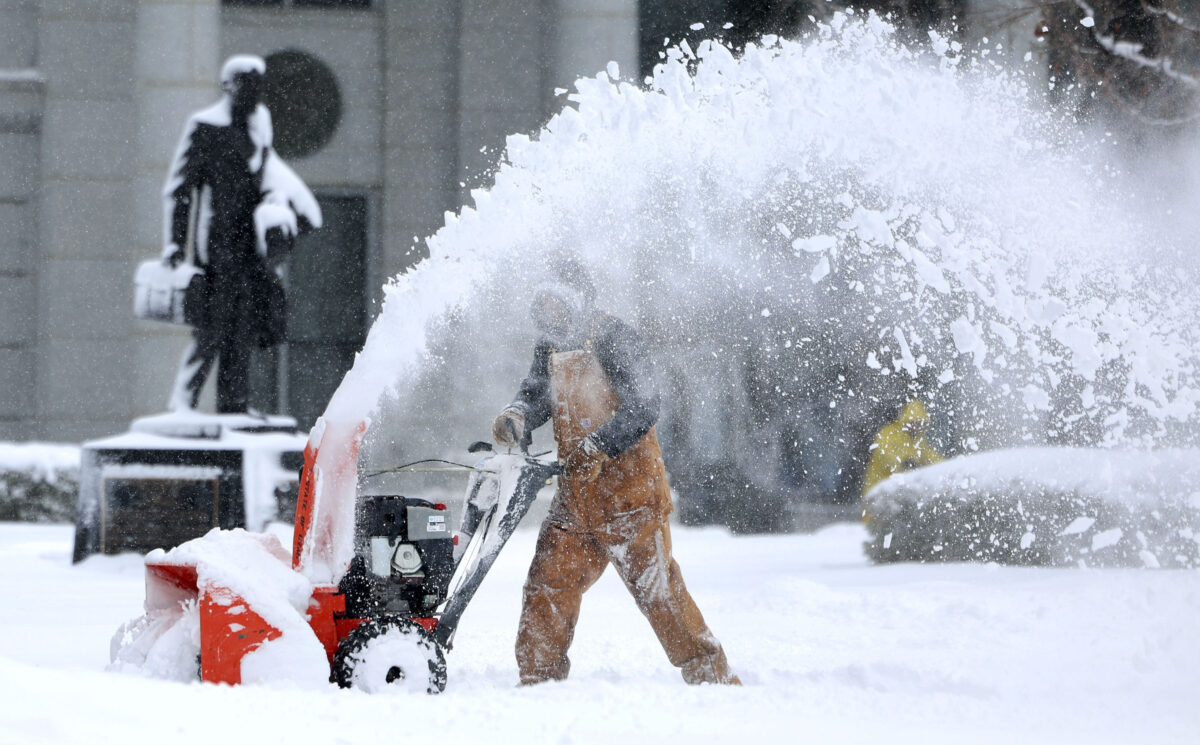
[492,259,740,686]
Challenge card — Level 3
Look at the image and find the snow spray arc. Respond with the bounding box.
[319,14,1196,565]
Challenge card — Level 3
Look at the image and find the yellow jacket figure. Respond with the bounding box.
[861,400,944,495]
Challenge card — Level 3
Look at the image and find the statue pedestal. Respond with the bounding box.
[72,412,308,562]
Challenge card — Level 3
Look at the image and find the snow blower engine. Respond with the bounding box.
[339,496,456,620]
[324,440,558,694]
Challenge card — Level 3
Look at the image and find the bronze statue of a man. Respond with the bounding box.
[162,55,322,414]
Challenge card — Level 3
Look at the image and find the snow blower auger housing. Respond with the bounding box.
[120,418,558,694]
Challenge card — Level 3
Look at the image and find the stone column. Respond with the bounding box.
[0,0,43,441]
[380,0,636,282]
[36,1,143,440]
[551,0,638,94]
[456,0,554,185]
[382,1,464,277]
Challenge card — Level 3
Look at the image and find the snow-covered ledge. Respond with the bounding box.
[0,441,80,522]
[863,447,1200,568]
[0,69,44,133]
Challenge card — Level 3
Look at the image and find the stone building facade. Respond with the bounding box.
[0,0,1036,444]
[0,0,638,441]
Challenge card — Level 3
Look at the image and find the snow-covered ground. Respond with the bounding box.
[1,519,1196,744]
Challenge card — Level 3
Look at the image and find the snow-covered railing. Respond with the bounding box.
[0,442,80,523]
[864,447,1200,568]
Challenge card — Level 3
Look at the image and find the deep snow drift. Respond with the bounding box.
[2,521,1198,744]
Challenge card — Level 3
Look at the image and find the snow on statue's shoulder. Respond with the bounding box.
[188,99,233,128]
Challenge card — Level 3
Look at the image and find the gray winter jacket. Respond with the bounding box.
[510,313,660,458]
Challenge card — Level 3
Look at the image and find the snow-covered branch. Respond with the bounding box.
[1072,0,1199,88]
[1143,2,1200,33]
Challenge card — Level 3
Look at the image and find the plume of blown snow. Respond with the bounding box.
[320,13,1197,520]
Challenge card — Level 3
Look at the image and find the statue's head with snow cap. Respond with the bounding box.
[220,55,266,119]
[530,253,597,345]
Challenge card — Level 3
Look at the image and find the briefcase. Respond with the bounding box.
[133,260,206,326]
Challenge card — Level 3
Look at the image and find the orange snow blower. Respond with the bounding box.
[129,417,558,693]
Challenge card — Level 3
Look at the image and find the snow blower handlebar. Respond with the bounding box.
[360,459,492,477]
[434,451,560,650]
[359,438,552,479]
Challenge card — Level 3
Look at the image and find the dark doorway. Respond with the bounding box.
[250,193,369,428]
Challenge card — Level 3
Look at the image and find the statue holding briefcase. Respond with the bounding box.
[135,55,322,414]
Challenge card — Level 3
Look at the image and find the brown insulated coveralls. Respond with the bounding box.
[513,320,736,685]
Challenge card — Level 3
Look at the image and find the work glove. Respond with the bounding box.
[161,243,185,268]
[563,434,608,482]
[492,405,526,448]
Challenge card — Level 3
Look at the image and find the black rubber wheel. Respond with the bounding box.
[332,617,447,694]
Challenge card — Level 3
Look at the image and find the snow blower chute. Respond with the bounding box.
[113,417,558,693]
